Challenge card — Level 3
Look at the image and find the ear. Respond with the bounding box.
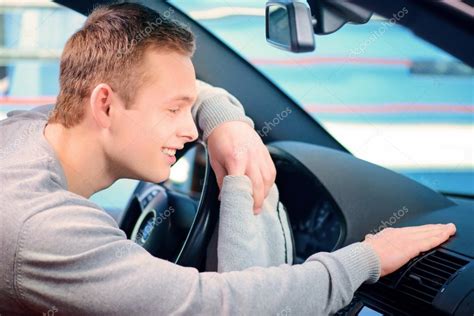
[90,83,114,129]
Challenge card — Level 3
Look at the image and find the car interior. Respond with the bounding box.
[39,0,474,315]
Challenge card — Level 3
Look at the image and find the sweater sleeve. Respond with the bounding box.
[15,184,380,316]
[192,80,254,142]
[217,176,294,272]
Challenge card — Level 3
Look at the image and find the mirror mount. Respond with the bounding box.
[308,0,372,35]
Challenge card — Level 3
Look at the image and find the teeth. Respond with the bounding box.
[161,147,176,156]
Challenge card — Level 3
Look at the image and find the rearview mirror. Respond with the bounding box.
[265,1,315,53]
[266,0,373,53]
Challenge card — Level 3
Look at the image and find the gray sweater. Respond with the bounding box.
[0,83,380,315]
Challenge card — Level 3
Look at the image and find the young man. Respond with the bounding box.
[0,3,456,315]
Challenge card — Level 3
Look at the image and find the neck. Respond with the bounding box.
[44,122,115,198]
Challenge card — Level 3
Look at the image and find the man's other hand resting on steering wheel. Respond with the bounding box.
[0,3,456,315]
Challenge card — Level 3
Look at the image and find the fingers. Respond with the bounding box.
[211,161,227,200]
[367,223,456,252]
[413,223,456,239]
[208,124,276,215]
[365,223,457,277]
[261,149,277,199]
[417,227,455,253]
[401,223,451,234]
[247,162,265,214]
[395,223,456,254]
[403,223,456,238]
[446,223,457,234]
[210,150,240,201]
[250,146,276,214]
[224,152,246,176]
[378,223,456,237]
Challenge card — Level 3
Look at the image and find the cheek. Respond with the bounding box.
[150,120,177,144]
[122,117,177,165]
[111,114,145,150]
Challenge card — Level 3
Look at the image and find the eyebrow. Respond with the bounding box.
[170,95,197,107]
[172,95,195,103]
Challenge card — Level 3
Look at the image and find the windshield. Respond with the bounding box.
[1,1,472,197]
[171,0,474,196]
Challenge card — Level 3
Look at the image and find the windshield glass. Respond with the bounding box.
[171,0,474,196]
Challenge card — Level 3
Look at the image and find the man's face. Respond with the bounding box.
[105,50,198,183]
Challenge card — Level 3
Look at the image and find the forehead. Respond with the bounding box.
[140,50,197,103]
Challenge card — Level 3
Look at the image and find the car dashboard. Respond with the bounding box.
[268,141,474,316]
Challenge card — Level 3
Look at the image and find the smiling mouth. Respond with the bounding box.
[161,147,176,156]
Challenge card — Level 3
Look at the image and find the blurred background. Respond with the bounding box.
[1,0,472,210]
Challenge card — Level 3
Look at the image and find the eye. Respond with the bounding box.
[168,108,180,114]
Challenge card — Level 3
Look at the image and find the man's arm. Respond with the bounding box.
[192,80,254,142]
[192,80,276,213]
[15,176,456,315]
[216,176,294,272]
[14,187,380,315]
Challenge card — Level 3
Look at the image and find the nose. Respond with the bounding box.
[178,110,199,142]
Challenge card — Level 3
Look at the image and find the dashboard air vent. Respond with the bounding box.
[398,250,469,304]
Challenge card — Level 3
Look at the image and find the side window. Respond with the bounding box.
[0,2,138,212]
[0,2,84,113]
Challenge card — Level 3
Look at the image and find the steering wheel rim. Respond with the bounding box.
[119,141,220,270]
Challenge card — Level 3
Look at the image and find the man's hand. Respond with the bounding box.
[364,223,456,277]
[207,121,276,214]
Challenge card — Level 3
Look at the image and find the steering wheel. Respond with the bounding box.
[119,141,220,270]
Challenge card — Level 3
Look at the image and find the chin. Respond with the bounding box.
[151,168,171,183]
[131,156,171,183]
[130,166,168,183]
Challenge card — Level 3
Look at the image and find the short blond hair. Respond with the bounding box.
[49,3,195,127]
